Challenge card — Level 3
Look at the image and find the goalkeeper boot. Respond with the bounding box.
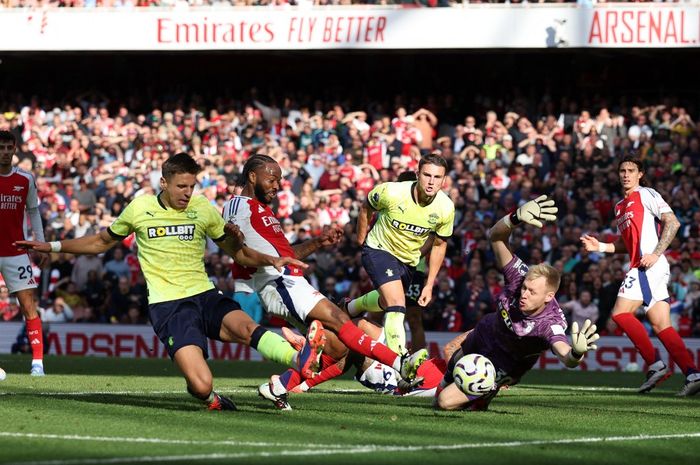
[296,320,326,379]
[638,360,670,393]
[208,392,237,411]
[676,372,700,397]
[258,379,292,411]
[399,348,428,381]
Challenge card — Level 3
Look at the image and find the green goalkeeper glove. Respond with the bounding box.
[570,319,600,359]
[509,195,558,228]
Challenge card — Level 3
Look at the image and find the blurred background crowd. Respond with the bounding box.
[1,86,699,338]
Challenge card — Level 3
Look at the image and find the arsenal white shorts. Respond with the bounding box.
[0,254,38,294]
[617,259,670,311]
[257,275,325,327]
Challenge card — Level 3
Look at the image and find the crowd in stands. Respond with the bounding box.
[0,0,681,9]
[0,88,699,339]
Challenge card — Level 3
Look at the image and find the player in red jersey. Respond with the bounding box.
[581,156,699,396]
[222,154,428,410]
[0,130,47,376]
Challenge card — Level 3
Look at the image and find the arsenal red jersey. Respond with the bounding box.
[0,168,39,257]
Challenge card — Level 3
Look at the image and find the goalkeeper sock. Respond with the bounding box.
[384,307,407,355]
[612,313,657,365]
[657,327,696,375]
[347,291,382,317]
[251,327,297,367]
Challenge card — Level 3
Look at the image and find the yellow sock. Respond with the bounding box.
[384,310,406,355]
[348,290,382,316]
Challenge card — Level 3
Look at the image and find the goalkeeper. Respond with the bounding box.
[435,195,600,411]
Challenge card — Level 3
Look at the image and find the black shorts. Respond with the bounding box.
[405,270,426,305]
[361,245,415,290]
[148,288,242,360]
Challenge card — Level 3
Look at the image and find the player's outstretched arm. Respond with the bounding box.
[552,319,600,368]
[234,246,308,272]
[488,218,515,270]
[580,234,627,254]
[490,195,558,269]
[292,225,343,260]
[15,229,119,256]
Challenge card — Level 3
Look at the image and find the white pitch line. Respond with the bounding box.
[0,432,346,449]
[3,432,700,465]
[0,389,253,397]
[517,385,638,392]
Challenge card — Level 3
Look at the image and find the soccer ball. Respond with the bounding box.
[453,353,496,396]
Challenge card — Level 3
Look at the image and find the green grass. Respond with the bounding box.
[0,355,698,465]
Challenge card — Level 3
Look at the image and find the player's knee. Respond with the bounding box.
[651,321,671,334]
[434,391,460,411]
[239,319,259,343]
[186,374,213,400]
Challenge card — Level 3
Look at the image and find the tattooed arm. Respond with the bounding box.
[639,211,680,269]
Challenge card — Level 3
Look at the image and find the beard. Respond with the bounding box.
[254,183,271,204]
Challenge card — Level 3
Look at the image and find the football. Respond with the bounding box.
[453,353,496,396]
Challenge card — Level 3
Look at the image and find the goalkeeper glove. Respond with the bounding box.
[570,319,600,359]
[508,195,558,228]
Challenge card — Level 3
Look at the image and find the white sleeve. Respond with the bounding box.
[26,174,45,242]
[641,188,672,219]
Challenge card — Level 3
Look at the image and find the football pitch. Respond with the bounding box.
[0,356,698,465]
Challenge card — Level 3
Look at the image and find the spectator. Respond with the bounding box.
[0,285,20,322]
[561,289,599,329]
[40,297,74,323]
[103,247,131,281]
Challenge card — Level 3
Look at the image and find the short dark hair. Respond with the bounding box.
[162,152,201,180]
[0,130,17,145]
[397,170,417,182]
[418,152,448,172]
[240,154,277,186]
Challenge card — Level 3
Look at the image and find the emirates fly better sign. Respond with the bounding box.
[2,4,700,51]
